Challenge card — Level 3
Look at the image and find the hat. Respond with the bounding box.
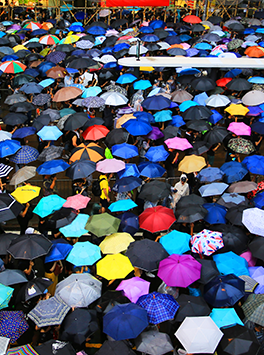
[180,173,188,182]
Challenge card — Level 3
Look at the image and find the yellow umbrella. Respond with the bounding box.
[99,233,135,254]
[13,45,28,52]
[116,114,136,129]
[96,254,134,280]
[225,104,249,116]
[140,66,154,72]
[61,35,79,44]
[178,155,206,174]
[11,185,41,204]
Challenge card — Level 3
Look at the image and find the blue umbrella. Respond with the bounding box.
[37,126,62,141]
[1,55,18,62]
[136,292,179,324]
[193,92,208,106]
[203,203,227,224]
[248,76,264,84]
[209,109,223,124]
[123,119,152,136]
[12,127,36,139]
[243,155,264,175]
[133,111,154,123]
[0,46,14,55]
[103,303,148,340]
[178,67,199,75]
[19,83,43,94]
[224,69,242,78]
[0,283,13,310]
[68,25,84,32]
[104,62,117,69]
[112,176,142,193]
[37,159,69,175]
[220,193,246,206]
[168,115,185,127]
[118,163,140,178]
[149,20,165,29]
[160,230,191,255]
[37,61,56,77]
[112,43,130,52]
[142,95,171,110]
[60,3,74,11]
[197,167,224,182]
[59,213,89,238]
[24,68,39,77]
[210,308,244,329]
[39,78,55,88]
[66,241,101,266]
[117,211,139,236]
[33,194,66,218]
[138,161,166,178]
[45,239,73,263]
[112,143,138,159]
[140,26,154,33]
[154,110,172,122]
[141,34,160,42]
[31,29,48,36]
[10,145,38,164]
[109,199,137,213]
[195,42,212,50]
[179,100,199,112]
[86,26,106,35]
[133,80,152,90]
[0,140,21,158]
[204,274,245,308]
[82,86,102,98]
[186,48,199,57]
[199,183,229,197]
[213,251,249,277]
[220,161,248,183]
[253,191,264,208]
[145,146,169,162]
[116,73,137,85]
[46,51,66,64]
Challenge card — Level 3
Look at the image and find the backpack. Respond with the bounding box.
[92,177,106,197]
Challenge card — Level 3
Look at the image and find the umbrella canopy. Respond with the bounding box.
[85,213,120,237]
[53,86,82,102]
[0,284,13,310]
[99,232,134,255]
[210,308,243,328]
[139,206,176,233]
[242,293,264,326]
[0,310,29,343]
[213,251,249,277]
[66,240,101,266]
[191,229,224,255]
[116,277,150,303]
[11,185,40,204]
[197,167,224,182]
[36,159,69,175]
[16,277,53,302]
[70,142,104,163]
[199,182,229,197]
[6,344,39,355]
[96,158,125,173]
[160,230,191,255]
[35,340,75,355]
[109,199,137,213]
[135,330,174,355]
[175,294,211,322]
[0,269,27,286]
[242,208,264,237]
[175,316,223,354]
[138,180,171,202]
[33,194,65,218]
[220,161,248,183]
[0,194,23,223]
[97,253,134,280]
[178,155,206,173]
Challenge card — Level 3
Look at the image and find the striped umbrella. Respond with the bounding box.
[191,229,224,256]
[70,142,104,163]
[0,61,26,73]
[6,344,39,355]
[23,22,41,31]
[10,146,39,164]
[0,163,13,178]
[39,35,60,45]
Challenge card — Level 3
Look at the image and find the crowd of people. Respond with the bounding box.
[0,6,263,355]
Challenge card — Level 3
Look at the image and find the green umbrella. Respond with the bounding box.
[85,213,121,237]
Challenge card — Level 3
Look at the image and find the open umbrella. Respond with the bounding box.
[191,229,224,255]
[70,142,104,163]
[37,159,69,175]
[135,330,174,355]
[85,213,120,237]
[11,185,40,204]
[53,87,82,102]
[0,311,29,343]
[242,208,264,237]
[139,206,176,233]
[178,155,206,173]
[97,254,134,280]
[116,277,150,303]
[10,145,38,164]
[16,277,53,302]
[35,340,75,355]
[175,294,211,322]
[199,182,228,197]
[0,194,23,223]
[138,180,171,202]
[213,251,249,277]
[66,241,101,266]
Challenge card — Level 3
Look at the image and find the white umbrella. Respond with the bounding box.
[9,166,36,186]
[242,207,264,237]
[55,273,102,308]
[99,9,111,17]
[0,131,12,142]
[205,94,231,107]
[129,45,148,55]
[157,41,171,50]
[101,92,128,106]
[98,54,117,64]
[175,316,223,354]
[242,90,264,106]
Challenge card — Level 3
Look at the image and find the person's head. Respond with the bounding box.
[180,173,188,185]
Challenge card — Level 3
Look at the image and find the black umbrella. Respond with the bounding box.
[114,48,130,59]
[0,38,10,46]
[64,112,88,131]
[4,93,27,105]
[208,15,222,24]
[183,105,212,121]
[98,68,118,83]
[177,194,206,209]
[96,340,136,355]
[32,114,51,131]
[138,180,171,202]
[0,269,27,286]
[249,236,264,261]
[68,57,98,70]
[38,146,64,162]
[111,19,128,28]
[254,10,264,18]
[174,294,211,322]
[16,277,53,302]
[3,112,28,125]
[55,44,74,53]
[186,120,211,131]
[0,233,18,255]
[82,117,105,130]
[0,194,23,223]
[10,102,35,113]
[24,51,42,60]
[35,340,76,355]
[217,324,260,355]
[225,205,252,226]
[126,239,169,272]
[112,176,142,193]
[144,43,160,52]
[176,205,208,223]
[46,208,78,230]
[191,77,216,91]
[7,234,52,260]
[154,29,169,40]
[60,308,98,346]
[203,32,221,42]
[226,78,252,91]
[66,160,96,180]
[15,49,30,59]
[191,24,205,32]
[163,126,179,140]
[196,258,220,285]
[105,128,129,148]
[177,75,195,86]
[228,22,245,32]
[203,126,230,145]
[187,141,211,156]
[81,35,96,43]
[12,74,36,87]
[87,20,108,29]
[96,290,130,314]
[167,47,187,56]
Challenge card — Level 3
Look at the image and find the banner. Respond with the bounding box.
[105,0,169,6]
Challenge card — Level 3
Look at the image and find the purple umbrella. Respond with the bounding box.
[157,254,202,288]
[146,126,164,140]
[249,266,264,294]
[116,277,150,303]
[117,106,135,115]
[8,24,21,30]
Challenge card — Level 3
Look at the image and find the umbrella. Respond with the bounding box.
[103,303,148,340]
[158,254,201,288]
[63,195,90,210]
[53,87,82,102]
[197,167,224,182]
[0,311,29,343]
[55,273,101,308]
[109,199,137,213]
[176,204,208,223]
[99,232,134,255]
[112,143,138,160]
[178,155,206,173]
[0,140,21,158]
[243,155,264,175]
[6,344,39,355]
[204,274,245,307]
[176,294,211,323]
[10,145,39,164]
[7,234,51,260]
[138,180,171,202]
[227,122,251,136]
[82,125,109,141]
[36,159,69,175]
[85,213,120,237]
[135,330,174,355]
[101,92,128,106]
[138,162,166,178]
[242,208,264,236]
[242,90,264,106]
[199,182,229,197]
[139,206,176,233]
[175,316,223,354]
[46,207,78,230]
[96,158,125,173]
[226,78,252,91]
[136,292,179,324]
[96,340,136,355]
[0,194,23,223]
[32,93,51,106]
[160,230,191,255]
[38,146,64,162]
[33,195,66,218]
[225,104,249,116]
[28,295,70,327]
[204,126,230,145]
[0,60,26,73]
[19,82,42,94]
[116,277,150,303]
[97,254,134,280]
[118,163,140,179]
[117,212,139,236]
[205,94,231,107]
[59,213,89,238]
[64,112,88,131]
[225,205,250,226]
[220,161,248,183]
[45,239,72,263]
[105,128,129,148]
[35,340,75,355]
[0,284,13,310]
[9,166,36,186]
[210,308,243,328]
[70,142,104,163]
[16,277,53,302]
[11,185,40,204]
[37,126,62,141]
[145,146,169,162]
[213,251,249,277]
[177,194,206,208]
[142,95,171,110]
[66,240,100,266]
[112,176,142,194]
[12,127,36,139]
[191,229,224,255]
[122,118,152,136]
[228,181,258,193]
[165,137,192,150]
[191,76,216,91]
[242,293,264,326]
[183,105,212,120]
[0,163,12,178]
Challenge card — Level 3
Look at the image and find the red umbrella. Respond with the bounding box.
[216,78,232,87]
[183,15,201,24]
[139,206,176,233]
[82,125,110,141]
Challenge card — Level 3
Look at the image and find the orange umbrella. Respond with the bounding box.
[116,114,136,129]
[82,125,109,141]
[245,46,264,58]
[183,15,201,24]
[41,22,53,30]
[168,44,184,49]
[52,87,82,102]
[69,142,104,163]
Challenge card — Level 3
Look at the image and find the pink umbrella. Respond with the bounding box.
[116,277,150,303]
[96,158,126,173]
[227,122,251,136]
[165,137,193,151]
[157,254,201,288]
[240,250,257,267]
[63,195,90,210]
